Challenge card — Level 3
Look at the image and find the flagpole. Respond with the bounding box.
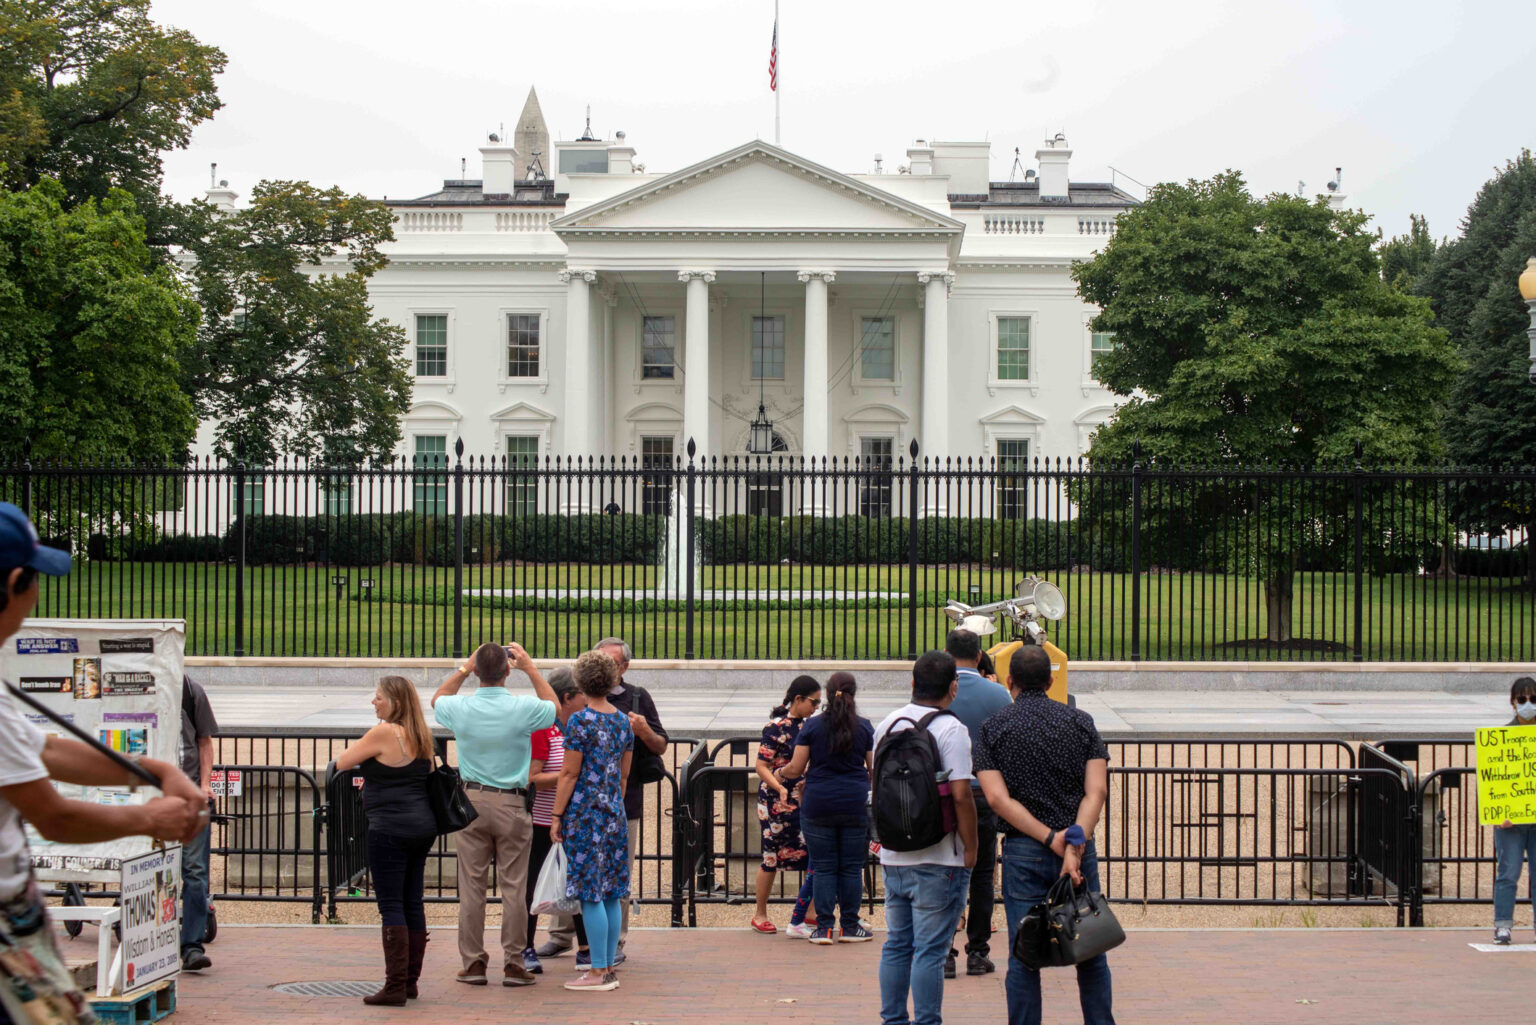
[774,0,780,147]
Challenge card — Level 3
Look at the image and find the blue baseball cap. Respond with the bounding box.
[0,503,71,576]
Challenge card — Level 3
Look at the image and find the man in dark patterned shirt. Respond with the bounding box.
[975,646,1114,1025]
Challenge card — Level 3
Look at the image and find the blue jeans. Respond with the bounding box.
[1495,824,1536,929]
[1001,837,1115,1025]
[790,865,815,926]
[801,813,867,930]
[180,823,211,955]
[879,864,970,1025]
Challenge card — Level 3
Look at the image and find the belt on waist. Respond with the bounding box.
[463,781,528,796]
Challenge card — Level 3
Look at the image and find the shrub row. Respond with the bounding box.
[366,587,966,612]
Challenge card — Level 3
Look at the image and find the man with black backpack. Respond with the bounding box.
[872,650,977,1025]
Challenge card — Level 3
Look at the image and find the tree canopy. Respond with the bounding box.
[0,0,225,220]
[0,176,197,462]
[1072,172,1461,642]
[178,180,412,465]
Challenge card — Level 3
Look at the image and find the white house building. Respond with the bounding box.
[343,88,1138,478]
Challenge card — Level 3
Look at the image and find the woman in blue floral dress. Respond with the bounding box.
[552,651,633,992]
[751,675,821,934]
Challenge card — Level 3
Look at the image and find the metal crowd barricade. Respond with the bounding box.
[209,764,325,923]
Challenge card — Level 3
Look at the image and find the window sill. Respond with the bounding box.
[986,380,1040,398]
[497,376,549,395]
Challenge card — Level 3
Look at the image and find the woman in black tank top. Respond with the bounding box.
[336,676,437,1006]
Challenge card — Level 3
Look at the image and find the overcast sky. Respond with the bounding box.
[151,0,1532,244]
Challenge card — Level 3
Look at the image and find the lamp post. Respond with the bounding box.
[1522,257,1536,384]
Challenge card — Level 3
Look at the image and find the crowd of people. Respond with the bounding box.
[750,632,1114,1025]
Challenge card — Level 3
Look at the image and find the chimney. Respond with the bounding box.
[1325,167,1346,211]
[608,131,636,174]
[205,180,239,214]
[906,140,934,175]
[480,136,518,197]
[1035,133,1071,200]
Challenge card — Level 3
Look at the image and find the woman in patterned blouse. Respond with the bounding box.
[751,675,822,934]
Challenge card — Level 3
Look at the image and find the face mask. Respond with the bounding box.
[1517,701,1536,720]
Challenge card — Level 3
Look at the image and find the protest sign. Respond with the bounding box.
[0,619,185,882]
[1476,724,1536,826]
[119,845,182,993]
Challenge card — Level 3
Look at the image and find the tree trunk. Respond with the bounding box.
[1263,565,1295,643]
[1428,540,1459,579]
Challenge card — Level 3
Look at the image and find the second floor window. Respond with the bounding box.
[642,316,676,379]
[415,315,447,377]
[859,317,895,381]
[1090,331,1116,379]
[997,317,1030,381]
[507,314,540,377]
[752,316,785,380]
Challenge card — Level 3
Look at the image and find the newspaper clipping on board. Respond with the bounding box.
[0,619,186,883]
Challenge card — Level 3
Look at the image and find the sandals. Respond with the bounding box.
[750,918,778,934]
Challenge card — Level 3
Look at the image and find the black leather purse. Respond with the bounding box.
[1012,875,1125,969]
[426,751,479,835]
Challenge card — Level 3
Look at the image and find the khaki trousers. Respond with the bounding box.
[547,817,639,948]
[456,789,533,970]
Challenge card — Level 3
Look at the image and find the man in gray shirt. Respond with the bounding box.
[179,676,219,971]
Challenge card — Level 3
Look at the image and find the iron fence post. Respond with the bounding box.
[233,460,247,658]
[1130,441,1142,662]
[453,439,464,660]
[907,440,920,661]
[19,436,31,515]
[1353,441,1365,663]
[685,439,697,661]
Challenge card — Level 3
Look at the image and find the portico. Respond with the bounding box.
[551,141,963,462]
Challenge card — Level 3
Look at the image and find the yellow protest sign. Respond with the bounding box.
[1477,724,1536,826]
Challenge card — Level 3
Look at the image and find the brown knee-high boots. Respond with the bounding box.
[406,931,429,999]
[363,925,410,1006]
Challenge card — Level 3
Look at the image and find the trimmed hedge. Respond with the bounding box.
[365,587,967,612]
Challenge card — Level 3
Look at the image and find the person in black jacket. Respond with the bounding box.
[536,637,667,964]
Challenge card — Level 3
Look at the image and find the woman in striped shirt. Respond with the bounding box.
[522,667,589,974]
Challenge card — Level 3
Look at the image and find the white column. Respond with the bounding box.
[680,270,715,457]
[559,268,596,456]
[798,270,835,462]
[919,271,953,459]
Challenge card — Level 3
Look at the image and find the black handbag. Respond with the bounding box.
[426,751,479,835]
[1012,875,1125,969]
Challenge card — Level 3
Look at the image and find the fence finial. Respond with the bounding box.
[909,438,919,459]
[686,437,697,459]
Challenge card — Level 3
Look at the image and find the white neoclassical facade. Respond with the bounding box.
[300,94,1138,470]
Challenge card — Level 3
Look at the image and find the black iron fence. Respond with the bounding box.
[6,451,1534,661]
[42,733,1491,928]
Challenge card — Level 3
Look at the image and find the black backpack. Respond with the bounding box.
[871,709,956,852]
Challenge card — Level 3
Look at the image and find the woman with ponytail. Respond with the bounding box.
[750,676,821,934]
[776,671,875,944]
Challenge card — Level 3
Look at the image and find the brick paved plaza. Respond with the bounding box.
[147,924,1524,1024]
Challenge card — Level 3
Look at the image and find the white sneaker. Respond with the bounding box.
[785,922,815,939]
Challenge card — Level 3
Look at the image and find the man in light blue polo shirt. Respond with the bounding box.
[943,628,1012,978]
[432,641,556,987]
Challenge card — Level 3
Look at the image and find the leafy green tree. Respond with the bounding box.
[0,0,224,228]
[1073,172,1460,642]
[179,180,412,465]
[0,175,197,462]
[1420,150,1536,581]
[1379,213,1438,291]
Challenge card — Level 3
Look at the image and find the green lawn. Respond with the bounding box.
[30,562,1536,661]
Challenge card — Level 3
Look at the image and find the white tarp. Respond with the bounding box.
[0,618,185,884]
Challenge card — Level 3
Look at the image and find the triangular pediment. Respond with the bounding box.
[553,141,964,235]
[978,404,1046,426]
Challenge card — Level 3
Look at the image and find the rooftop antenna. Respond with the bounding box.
[577,105,598,141]
[873,153,883,174]
[1297,180,1306,197]
[1008,147,1026,182]
[1326,167,1342,192]
[461,157,467,178]
[526,148,545,181]
[209,162,217,188]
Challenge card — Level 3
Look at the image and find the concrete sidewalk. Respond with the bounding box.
[205,679,1514,739]
[156,924,1522,1025]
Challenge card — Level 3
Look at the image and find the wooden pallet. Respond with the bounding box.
[88,978,176,1024]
